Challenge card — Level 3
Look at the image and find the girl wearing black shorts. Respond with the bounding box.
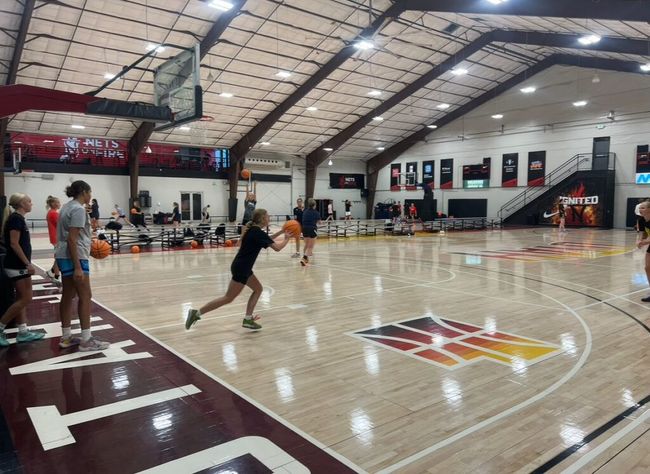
[300,198,321,266]
[171,202,181,228]
[558,203,566,232]
[0,193,45,347]
[185,208,292,330]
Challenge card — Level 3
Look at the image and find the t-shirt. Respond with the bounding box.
[345,202,351,212]
[47,209,59,245]
[327,203,333,214]
[55,200,92,260]
[172,206,181,221]
[243,200,256,221]
[3,212,31,269]
[90,202,99,219]
[635,203,643,216]
[302,209,320,229]
[293,207,304,224]
[559,207,566,218]
[231,226,274,274]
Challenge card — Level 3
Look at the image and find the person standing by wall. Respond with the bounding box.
[344,200,352,221]
[171,202,181,228]
[0,193,45,347]
[90,198,100,231]
[325,200,334,221]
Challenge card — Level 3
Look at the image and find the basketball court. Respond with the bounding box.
[2,1,650,473]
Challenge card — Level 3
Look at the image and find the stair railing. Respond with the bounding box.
[497,152,615,220]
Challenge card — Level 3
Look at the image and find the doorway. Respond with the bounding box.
[592,136,610,170]
[180,192,202,221]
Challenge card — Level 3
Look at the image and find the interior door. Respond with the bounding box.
[592,136,610,170]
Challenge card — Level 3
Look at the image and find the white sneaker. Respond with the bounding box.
[291,253,300,258]
[79,337,110,352]
[45,270,62,286]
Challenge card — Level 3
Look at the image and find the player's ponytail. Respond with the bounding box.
[65,180,91,198]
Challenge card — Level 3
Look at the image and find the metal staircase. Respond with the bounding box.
[498,152,616,221]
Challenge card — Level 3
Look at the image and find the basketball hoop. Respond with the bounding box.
[188,115,213,145]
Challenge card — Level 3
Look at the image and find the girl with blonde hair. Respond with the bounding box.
[186,208,292,330]
[0,193,44,347]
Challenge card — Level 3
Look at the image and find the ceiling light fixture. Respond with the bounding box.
[491,114,504,119]
[43,139,54,143]
[209,0,234,11]
[104,73,116,80]
[306,106,318,111]
[487,0,508,4]
[427,124,438,129]
[591,73,601,83]
[260,141,271,146]
[367,90,382,97]
[146,43,165,54]
[276,71,292,78]
[376,146,385,151]
[71,125,85,129]
[354,40,374,50]
[450,68,468,76]
[179,126,191,131]
[373,116,384,121]
[641,63,650,72]
[437,103,451,110]
[328,159,333,166]
[578,34,601,46]
[219,92,234,98]
[323,147,333,151]
[520,86,536,94]
[144,146,152,154]
[573,100,588,107]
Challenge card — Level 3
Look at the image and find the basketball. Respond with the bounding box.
[283,219,301,236]
[90,239,111,259]
[224,240,233,247]
[241,168,251,180]
[131,245,141,254]
[191,240,199,248]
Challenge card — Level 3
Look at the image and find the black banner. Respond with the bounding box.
[440,159,453,189]
[502,153,518,187]
[527,151,546,187]
[422,160,434,189]
[539,176,613,227]
[462,163,490,189]
[636,145,650,184]
[329,173,365,189]
[390,163,401,191]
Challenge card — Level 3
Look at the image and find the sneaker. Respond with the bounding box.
[0,332,8,348]
[16,330,45,343]
[185,308,201,330]
[291,253,301,258]
[59,336,81,349]
[300,256,309,267]
[79,337,110,352]
[45,270,62,286]
[641,296,650,303]
[242,315,262,330]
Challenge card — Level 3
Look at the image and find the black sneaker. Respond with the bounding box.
[641,296,650,303]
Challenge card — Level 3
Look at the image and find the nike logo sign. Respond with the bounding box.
[543,211,559,218]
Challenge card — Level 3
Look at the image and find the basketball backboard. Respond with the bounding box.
[153,44,203,131]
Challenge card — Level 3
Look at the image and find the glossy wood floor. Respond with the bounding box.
[32,227,650,473]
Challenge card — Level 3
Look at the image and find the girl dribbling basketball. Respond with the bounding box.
[185,208,292,330]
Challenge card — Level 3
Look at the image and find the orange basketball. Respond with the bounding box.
[224,239,233,247]
[283,219,301,236]
[191,240,199,248]
[241,168,251,180]
[90,239,111,259]
[131,245,140,254]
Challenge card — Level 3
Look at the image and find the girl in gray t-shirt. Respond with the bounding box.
[55,180,110,352]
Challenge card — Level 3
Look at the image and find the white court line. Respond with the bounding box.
[571,288,649,311]
[377,273,593,473]
[561,409,650,474]
[89,298,368,474]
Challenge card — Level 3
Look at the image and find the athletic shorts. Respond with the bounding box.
[56,259,90,277]
[345,211,351,216]
[4,267,30,281]
[230,262,252,284]
[303,227,317,238]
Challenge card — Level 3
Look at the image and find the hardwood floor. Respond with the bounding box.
[26,227,650,473]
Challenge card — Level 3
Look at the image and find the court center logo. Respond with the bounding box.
[348,315,560,370]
